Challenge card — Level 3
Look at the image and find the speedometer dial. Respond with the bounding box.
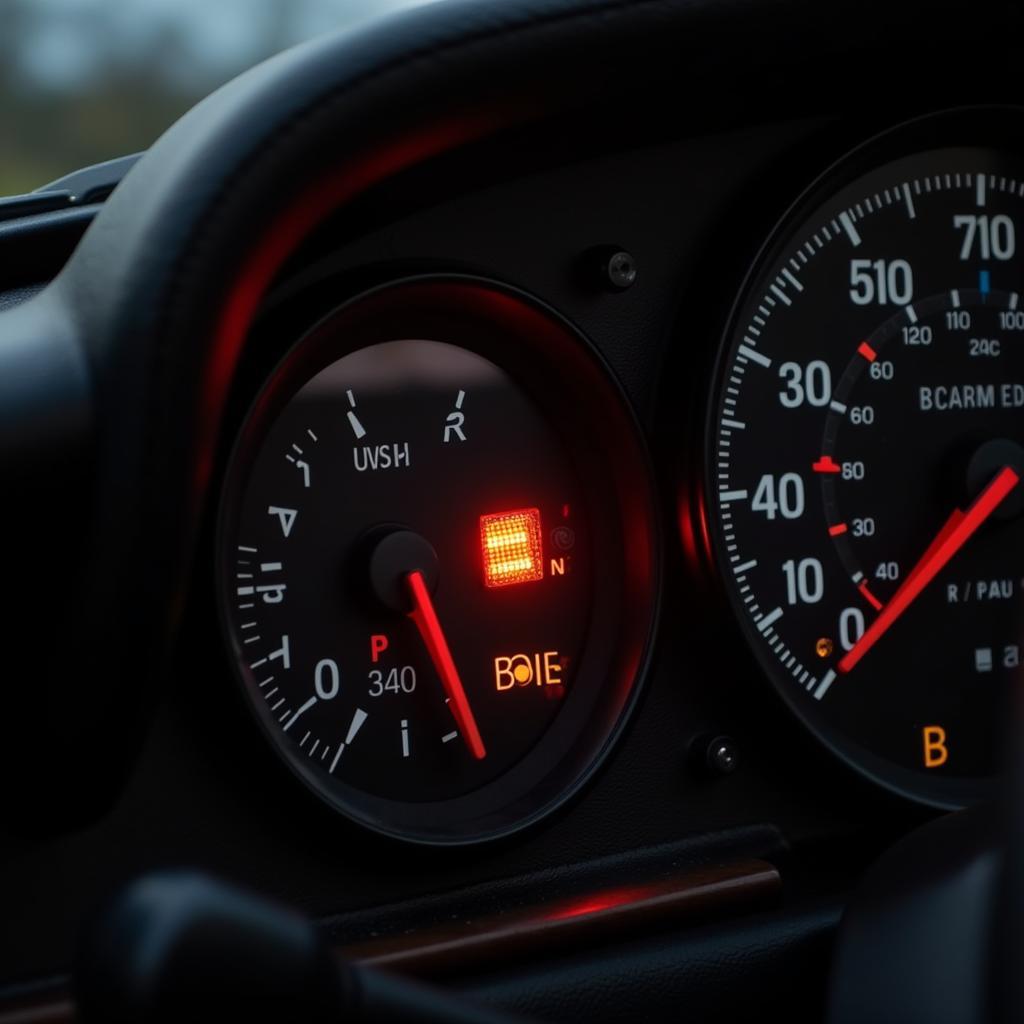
[708,113,1024,807]
[219,279,658,843]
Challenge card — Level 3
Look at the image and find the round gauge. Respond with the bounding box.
[219,278,658,843]
[707,111,1024,807]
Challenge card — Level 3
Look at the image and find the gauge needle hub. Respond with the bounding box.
[405,570,487,760]
[839,465,1020,674]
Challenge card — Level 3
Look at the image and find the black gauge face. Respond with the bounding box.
[230,339,591,802]
[709,119,1024,807]
[219,280,658,843]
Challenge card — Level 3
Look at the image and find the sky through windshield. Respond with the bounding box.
[0,0,433,194]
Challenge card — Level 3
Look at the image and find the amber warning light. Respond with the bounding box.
[480,508,544,588]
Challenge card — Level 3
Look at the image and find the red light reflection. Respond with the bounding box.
[544,886,649,922]
[678,482,712,572]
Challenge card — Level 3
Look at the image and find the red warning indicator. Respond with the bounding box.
[480,508,544,588]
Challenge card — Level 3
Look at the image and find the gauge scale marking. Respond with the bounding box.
[711,138,1024,806]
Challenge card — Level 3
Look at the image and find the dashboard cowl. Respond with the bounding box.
[0,0,1010,823]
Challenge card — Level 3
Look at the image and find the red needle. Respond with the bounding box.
[405,570,486,760]
[839,465,1019,674]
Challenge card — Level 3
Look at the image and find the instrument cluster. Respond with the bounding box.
[216,107,1024,842]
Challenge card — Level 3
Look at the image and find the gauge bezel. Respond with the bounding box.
[702,106,1024,810]
[217,275,660,844]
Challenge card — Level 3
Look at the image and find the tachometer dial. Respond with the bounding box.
[707,113,1024,807]
[219,279,658,843]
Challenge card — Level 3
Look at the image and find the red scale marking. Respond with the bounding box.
[813,455,842,474]
[829,523,848,537]
[857,580,884,612]
[857,341,878,362]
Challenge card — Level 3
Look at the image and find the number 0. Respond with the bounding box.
[315,659,340,700]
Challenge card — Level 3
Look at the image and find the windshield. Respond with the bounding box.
[1,0,432,195]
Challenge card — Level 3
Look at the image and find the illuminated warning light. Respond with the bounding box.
[494,651,563,689]
[923,725,949,768]
[480,508,544,588]
[816,637,834,659]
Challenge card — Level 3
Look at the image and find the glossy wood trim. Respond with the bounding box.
[0,997,74,1024]
[341,858,781,977]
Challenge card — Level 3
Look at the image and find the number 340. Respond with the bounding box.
[368,666,417,697]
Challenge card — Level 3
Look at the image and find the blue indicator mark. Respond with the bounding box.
[979,268,991,298]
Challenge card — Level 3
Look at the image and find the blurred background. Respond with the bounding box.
[0,0,435,195]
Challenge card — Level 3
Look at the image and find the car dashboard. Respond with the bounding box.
[1,1,1022,1021]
